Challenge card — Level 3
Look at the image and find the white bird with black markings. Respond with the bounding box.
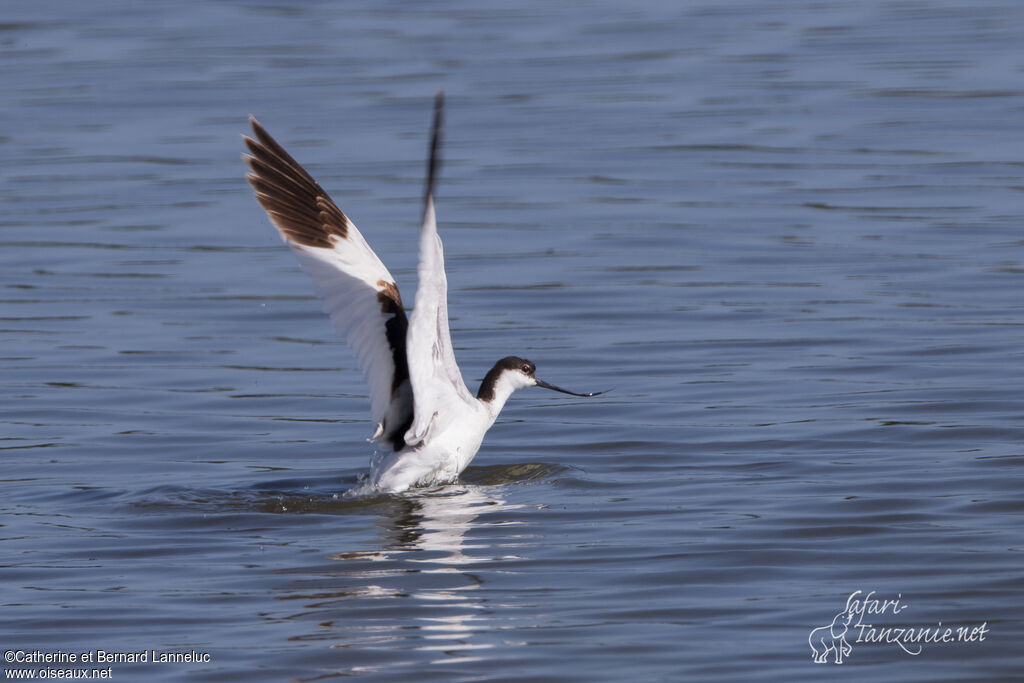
[243,93,605,493]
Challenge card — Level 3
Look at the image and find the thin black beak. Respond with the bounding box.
[535,378,608,397]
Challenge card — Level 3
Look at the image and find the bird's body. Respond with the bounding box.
[370,403,488,492]
[244,94,602,493]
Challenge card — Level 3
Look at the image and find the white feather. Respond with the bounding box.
[243,118,410,439]
[288,242,399,426]
[404,196,475,448]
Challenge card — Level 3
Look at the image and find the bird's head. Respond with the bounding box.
[478,356,607,402]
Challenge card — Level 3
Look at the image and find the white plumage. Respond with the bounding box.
[244,93,604,493]
[290,243,405,426]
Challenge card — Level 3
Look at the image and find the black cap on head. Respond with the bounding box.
[477,356,606,401]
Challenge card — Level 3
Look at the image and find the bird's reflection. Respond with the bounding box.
[284,484,531,666]
[372,485,526,565]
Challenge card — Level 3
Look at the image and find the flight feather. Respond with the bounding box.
[243,118,413,450]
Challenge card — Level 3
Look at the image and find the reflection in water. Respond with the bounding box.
[279,486,529,670]
[392,488,526,663]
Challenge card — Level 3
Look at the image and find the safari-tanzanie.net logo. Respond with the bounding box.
[808,590,989,664]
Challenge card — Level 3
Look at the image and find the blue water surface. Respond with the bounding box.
[2,1,1022,680]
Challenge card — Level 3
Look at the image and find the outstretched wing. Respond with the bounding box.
[404,93,475,448]
[243,117,413,450]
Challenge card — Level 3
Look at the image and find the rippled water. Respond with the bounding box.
[2,1,1022,680]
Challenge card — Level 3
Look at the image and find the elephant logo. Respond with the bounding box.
[808,608,855,664]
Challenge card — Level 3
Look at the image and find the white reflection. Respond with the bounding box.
[409,485,526,567]
[322,484,530,665]
[317,483,532,663]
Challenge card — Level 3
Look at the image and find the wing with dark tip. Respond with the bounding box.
[404,92,475,448]
[243,117,413,450]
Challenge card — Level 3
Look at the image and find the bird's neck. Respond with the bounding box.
[478,372,520,422]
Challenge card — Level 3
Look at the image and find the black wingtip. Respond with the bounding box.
[425,91,444,215]
[248,115,267,142]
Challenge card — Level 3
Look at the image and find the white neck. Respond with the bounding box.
[480,372,525,422]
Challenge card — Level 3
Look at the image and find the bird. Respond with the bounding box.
[242,92,605,493]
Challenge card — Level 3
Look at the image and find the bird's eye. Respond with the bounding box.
[521,364,532,374]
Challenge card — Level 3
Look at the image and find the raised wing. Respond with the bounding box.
[243,118,413,450]
[404,93,475,448]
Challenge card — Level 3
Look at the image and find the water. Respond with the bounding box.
[2,1,1022,679]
